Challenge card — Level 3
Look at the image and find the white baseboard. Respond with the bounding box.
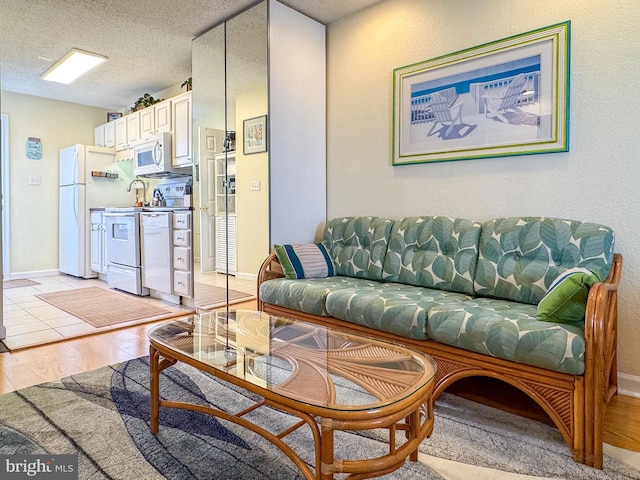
[8,269,60,280]
[235,272,257,282]
[618,372,640,398]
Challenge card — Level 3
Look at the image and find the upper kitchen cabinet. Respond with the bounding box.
[172,92,192,167]
[140,98,172,139]
[95,124,105,147]
[114,111,141,151]
[105,121,115,148]
[127,111,141,145]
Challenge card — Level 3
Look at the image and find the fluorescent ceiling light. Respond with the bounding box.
[42,48,107,84]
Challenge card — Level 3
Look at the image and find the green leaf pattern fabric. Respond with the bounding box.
[259,277,379,316]
[427,298,586,374]
[382,216,482,294]
[474,217,614,305]
[323,217,394,281]
[325,283,472,340]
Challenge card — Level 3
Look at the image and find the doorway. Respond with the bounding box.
[1,113,9,339]
[1,113,9,280]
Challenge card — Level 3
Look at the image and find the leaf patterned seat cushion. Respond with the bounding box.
[259,277,380,317]
[427,298,586,374]
[382,216,482,295]
[325,283,472,340]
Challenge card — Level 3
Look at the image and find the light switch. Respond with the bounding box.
[29,176,41,185]
[250,180,261,191]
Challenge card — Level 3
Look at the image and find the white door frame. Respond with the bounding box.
[1,113,10,280]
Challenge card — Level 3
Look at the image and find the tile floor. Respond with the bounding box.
[2,267,256,350]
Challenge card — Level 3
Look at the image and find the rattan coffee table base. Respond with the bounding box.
[150,346,433,479]
[148,312,435,479]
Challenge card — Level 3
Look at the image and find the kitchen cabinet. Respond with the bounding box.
[139,99,172,139]
[115,112,140,151]
[172,91,192,167]
[95,124,105,147]
[90,211,106,274]
[115,116,128,151]
[127,111,141,145]
[139,107,155,139]
[215,215,237,274]
[104,121,115,148]
[172,212,193,297]
[155,99,172,134]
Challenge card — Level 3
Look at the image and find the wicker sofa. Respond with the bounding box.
[257,216,622,469]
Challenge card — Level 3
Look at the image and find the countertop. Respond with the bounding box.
[90,206,194,212]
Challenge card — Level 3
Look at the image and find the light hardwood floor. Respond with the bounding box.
[1,298,639,455]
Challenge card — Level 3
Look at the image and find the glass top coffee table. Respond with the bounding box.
[148,310,436,480]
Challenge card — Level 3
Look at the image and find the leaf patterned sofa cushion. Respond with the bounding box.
[259,277,380,317]
[474,217,614,305]
[427,298,587,375]
[323,216,394,281]
[324,282,472,340]
[382,216,482,295]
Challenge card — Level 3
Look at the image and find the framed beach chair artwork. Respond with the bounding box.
[392,21,570,165]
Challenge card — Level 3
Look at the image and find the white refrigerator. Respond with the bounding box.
[59,144,135,278]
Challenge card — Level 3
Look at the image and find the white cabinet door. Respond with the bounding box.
[215,215,237,274]
[95,124,105,147]
[139,107,155,139]
[104,121,116,148]
[90,212,104,273]
[155,99,172,133]
[127,111,141,146]
[172,92,192,166]
[115,116,128,151]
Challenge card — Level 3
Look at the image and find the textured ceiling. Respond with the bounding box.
[0,0,382,110]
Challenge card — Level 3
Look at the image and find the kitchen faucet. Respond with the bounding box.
[126,179,148,206]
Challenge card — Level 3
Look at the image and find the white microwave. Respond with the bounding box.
[133,132,186,178]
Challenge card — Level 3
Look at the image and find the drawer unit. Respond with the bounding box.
[173,247,192,270]
[170,211,193,298]
[173,229,191,247]
[173,270,192,296]
[173,212,191,229]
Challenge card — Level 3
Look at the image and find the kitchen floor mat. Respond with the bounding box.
[3,279,41,289]
[194,283,255,310]
[35,287,179,328]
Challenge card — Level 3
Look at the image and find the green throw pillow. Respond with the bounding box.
[274,243,335,279]
[537,268,601,324]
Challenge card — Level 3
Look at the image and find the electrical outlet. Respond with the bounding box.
[28,176,41,185]
[250,180,261,191]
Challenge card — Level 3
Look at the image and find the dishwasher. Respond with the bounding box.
[140,212,173,294]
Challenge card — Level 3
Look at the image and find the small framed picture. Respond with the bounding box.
[107,112,123,122]
[243,115,267,154]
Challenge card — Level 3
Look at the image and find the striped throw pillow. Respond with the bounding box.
[274,243,335,279]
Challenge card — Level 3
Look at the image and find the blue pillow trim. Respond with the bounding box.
[318,243,335,276]
[283,244,306,279]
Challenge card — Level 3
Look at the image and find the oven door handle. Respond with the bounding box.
[104,213,137,218]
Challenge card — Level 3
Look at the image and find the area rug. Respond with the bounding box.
[0,358,638,480]
[35,287,173,328]
[3,279,41,289]
[194,283,255,310]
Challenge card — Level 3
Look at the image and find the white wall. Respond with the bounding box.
[1,91,110,274]
[327,0,640,376]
